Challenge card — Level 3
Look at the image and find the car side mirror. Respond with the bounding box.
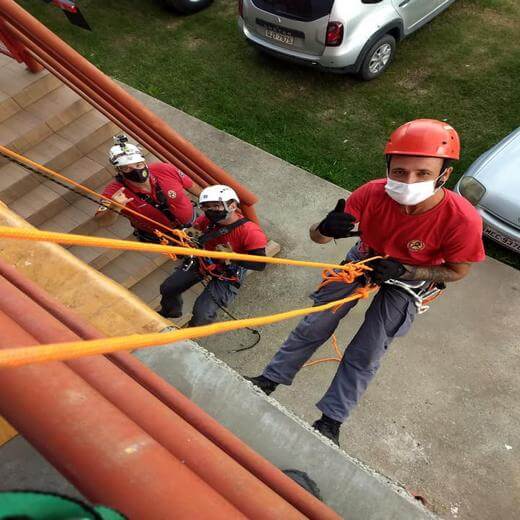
[361,0,383,3]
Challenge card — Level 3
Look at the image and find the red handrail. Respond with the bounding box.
[0,16,41,71]
[0,0,259,222]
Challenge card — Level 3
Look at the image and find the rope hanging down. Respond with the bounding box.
[0,286,376,368]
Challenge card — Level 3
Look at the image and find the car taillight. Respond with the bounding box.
[238,0,243,18]
[326,22,343,46]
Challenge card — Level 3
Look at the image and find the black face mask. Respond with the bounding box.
[204,209,228,223]
[123,167,149,183]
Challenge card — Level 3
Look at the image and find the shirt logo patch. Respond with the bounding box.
[167,190,177,199]
[408,239,425,252]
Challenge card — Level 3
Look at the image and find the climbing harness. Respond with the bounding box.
[114,171,185,230]
[303,271,446,369]
[383,279,446,314]
[159,218,261,351]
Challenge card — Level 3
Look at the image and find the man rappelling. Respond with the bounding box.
[246,119,485,446]
[95,135,202,242]
[159,184,268,326]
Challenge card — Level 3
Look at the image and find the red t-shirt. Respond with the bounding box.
[100,162,194,232]
[194,215,267,253]
[345,179,485,266]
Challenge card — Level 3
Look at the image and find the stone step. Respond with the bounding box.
[130,264,175,307]
[25,83,93,133]
[55,110,119,156]
[0,89,20,124]
[0,109,53,155]
[40,200,95,235]
[67,227,130,269]
[0,133,78,205]
[40,183,114,237]
[9,157,110,226]
[99,250,173,290]
[0,62,61,110]
[67,217,134,270]
[0,111,116,205]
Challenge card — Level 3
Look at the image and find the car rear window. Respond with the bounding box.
[251,0,334,21]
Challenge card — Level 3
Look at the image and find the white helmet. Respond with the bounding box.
[199,185,240,205]
[108,135,146,168]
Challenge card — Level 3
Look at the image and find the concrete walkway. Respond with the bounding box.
[125,84,520,520]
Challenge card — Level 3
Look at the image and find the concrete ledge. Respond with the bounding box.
[0,202,169,337]
[135,341,438,520]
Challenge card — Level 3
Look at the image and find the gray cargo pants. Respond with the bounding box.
[263,268,418,423]
[159,263,241,326]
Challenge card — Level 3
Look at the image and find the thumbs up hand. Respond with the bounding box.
[317,199,357,239]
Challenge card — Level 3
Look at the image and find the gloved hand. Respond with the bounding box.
[317,199,357,239]
[365,258,406,284]
[184,226,202,240]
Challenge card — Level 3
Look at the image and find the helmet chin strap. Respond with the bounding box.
[222,199,237,214]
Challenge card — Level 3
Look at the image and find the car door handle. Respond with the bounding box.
[399,0,410,6]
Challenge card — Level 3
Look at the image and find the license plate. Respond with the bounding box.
[483,226,520,253]
[265,29,294,45]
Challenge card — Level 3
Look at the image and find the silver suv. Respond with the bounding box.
[238,0,456,80]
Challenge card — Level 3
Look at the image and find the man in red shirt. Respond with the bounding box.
[95,135,201,242]
[246,119,485,446]
[159,185,268,326]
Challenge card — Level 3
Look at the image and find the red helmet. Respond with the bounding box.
[384,119,460,160]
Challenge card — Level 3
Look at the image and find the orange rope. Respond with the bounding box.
[0,286,377,367]
[0,226,378,273]
[303,335,343,368]
[318,256,380,290]
[303,263,380,369]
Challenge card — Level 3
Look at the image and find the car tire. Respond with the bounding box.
[358,34,396,81]
[162,0,213,15]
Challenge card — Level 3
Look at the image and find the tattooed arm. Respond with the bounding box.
[400,262,472,283]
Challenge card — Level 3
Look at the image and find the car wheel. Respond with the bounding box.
[359,34,396,81]
[162,0,213,15]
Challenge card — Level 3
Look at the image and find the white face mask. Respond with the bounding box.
[385,175,446,206]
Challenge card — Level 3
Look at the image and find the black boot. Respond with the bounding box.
[158,308,182,319]
[312,414,341,446]
[244,375,278,396]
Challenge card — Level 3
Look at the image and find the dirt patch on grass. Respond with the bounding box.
[317,108,338,123]
[184,37,207,50]
[277,84,308,101]
[459,3,518,30]
[165,19,184,31]
[396,67,430,94]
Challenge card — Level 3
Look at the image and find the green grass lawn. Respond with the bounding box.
[19,0,520,268]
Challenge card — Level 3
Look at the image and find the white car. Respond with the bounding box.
[238,0,457,80]
[455,128,520,254]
